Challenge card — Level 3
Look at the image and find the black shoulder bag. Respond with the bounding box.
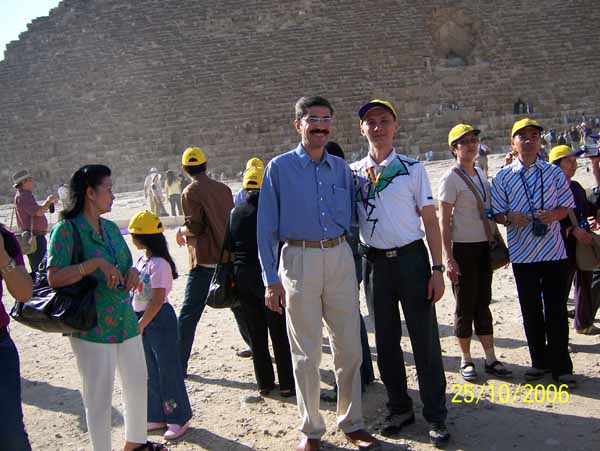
[10,221,98,333]
[206,211,240,309]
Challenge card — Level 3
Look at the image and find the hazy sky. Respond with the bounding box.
[0,0,61,59]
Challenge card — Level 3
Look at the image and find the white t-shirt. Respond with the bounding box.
[438,166,490,243]
[132,256,173,313]
[350,150,435,249]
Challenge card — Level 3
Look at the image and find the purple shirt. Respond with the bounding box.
[0,225,26,329]
[14,189,48,234]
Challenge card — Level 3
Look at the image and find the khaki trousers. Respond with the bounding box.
[70,336,148,451]
[280,241,364,439]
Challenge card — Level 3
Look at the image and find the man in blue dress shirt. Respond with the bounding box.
[258,96,380,451]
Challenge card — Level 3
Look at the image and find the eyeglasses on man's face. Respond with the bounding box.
[302,115,333,125]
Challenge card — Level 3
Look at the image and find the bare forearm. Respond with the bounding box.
[0,253,32,300]
[439,204,454,260]
[47,258,101,288]
[422,207,443,266]
[138,289,166,330]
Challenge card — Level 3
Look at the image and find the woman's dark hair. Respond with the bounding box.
[183,163,206,176]
[0,224,19,259]
[61,164,112,220]
[166,170,176,185]
[131,233,178,279]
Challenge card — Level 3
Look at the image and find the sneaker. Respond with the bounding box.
[459,362,477,381]
[379,410,415,437]
[429,422,450,448]
[164,421,190,441]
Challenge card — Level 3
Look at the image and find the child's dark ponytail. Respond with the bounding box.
[130,233,178,279]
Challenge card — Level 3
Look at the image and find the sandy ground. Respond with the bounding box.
[3,155,600,451]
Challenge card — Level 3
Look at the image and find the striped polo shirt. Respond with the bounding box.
[491,157,574,263]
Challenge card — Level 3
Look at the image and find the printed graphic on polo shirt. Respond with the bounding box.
[353,156,418,237]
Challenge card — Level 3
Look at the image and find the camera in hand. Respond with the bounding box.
[48,203,55,214]
[532,219,548,237]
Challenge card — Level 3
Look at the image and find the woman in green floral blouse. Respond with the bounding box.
[47,165,169,451]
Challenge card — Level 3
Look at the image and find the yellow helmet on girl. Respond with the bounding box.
[128,210,164,234]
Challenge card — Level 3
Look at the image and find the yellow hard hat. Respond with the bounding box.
[245,157,264,170]
[358,99,398,121]
[181,147,207,166]
[128,210,164,235]
[448,124,480,147]
[243,167,264,189]
[548,145,584,164]
[511,118,543,137]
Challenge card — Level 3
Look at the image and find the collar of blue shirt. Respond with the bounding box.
[294,144,334,169]
[512,156,546,173]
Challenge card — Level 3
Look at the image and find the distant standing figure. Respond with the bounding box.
[164,171,183,216]
[151,174,168,217]
[12,170,57,273]
[144,168,159,214]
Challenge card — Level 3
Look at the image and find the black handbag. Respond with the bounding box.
[206,213,240,309]
[10,221,98,333]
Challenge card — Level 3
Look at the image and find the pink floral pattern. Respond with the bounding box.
[47,215,137,344]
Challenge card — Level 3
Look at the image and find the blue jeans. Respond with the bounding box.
[177,266,214,376]
[0,331,32,451]
[137,304,192,425]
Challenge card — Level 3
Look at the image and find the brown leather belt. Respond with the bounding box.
[286,235,346,249]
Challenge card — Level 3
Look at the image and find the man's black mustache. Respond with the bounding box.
[310,129,329,135]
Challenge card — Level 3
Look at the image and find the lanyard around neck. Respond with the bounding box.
[519,166,544,213]
[458,165,487,204]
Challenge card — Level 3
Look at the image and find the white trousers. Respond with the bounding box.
[280,241,364,439]
[70,336,148,451]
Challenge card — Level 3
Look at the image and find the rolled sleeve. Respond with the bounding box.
[438,172,457,204]
[414,164,435,209]
[257,162,281,286]
[47,221,74,268]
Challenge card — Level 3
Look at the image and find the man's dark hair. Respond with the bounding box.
[183,163,207,176]
[295,96,334,119]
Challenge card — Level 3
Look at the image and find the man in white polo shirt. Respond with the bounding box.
[350,100,449,447]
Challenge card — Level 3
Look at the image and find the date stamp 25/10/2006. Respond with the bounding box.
[451,383,570,405]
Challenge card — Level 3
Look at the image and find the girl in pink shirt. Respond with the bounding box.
[129,211,192,441]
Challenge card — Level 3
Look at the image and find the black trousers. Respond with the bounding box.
[512,260,572,379]
[235,265,294,391]
[363,240,447,423]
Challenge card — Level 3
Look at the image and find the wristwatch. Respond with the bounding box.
[0,258,16,275]
[432,264,446,273]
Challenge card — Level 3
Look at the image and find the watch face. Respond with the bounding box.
[432,264,446,272]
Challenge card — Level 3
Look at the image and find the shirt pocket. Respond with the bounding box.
[332,186,349,221]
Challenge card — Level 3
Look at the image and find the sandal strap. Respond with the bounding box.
[132,441,169,451]
[460,362,475,370]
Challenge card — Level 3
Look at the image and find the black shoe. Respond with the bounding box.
[379,411,415,437]
[524,367,550,381]
[429,422,450,447]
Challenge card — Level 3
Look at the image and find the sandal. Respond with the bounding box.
[460,362,477,381]
[484,360,513,379]
[132,441,170,451]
